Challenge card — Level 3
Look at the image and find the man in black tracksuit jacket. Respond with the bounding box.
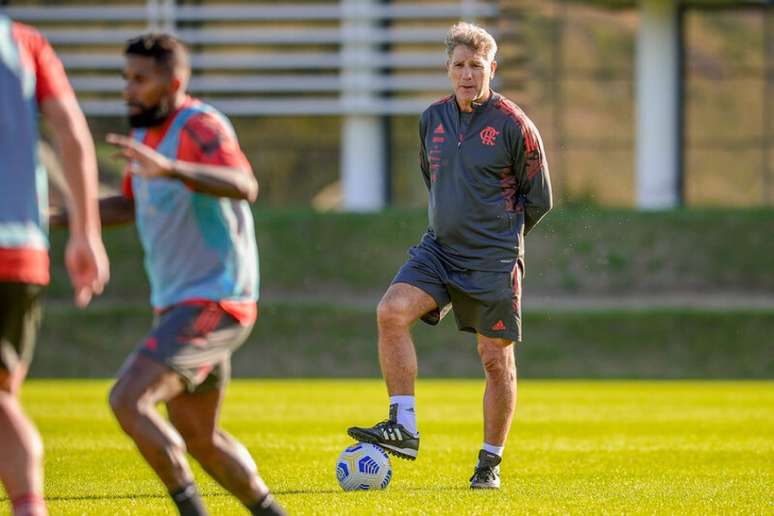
[348,22,552,489]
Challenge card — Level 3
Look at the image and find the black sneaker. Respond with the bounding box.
[469,449,501,489]
[347,404,419,460]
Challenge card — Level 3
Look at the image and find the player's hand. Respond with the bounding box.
[106,133,174,178]
[64,233,110,308]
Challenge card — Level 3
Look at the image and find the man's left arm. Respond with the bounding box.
[27,23,110,306]
[164,160,258,203]
[513,119,552,235]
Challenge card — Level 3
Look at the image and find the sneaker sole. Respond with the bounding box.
[470,483,500,489]
[347,428,418,461]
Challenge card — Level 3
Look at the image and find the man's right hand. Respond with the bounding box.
[65,234,110,307]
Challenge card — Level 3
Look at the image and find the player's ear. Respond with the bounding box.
[491,60,497,78]
[170,76,183,94]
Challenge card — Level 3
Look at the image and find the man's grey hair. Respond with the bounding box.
[445,22,497,62]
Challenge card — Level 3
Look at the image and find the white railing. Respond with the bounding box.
[5,1,498,117]
[5,0,499,211]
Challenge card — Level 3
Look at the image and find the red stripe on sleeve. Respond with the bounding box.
[496,98,546,180]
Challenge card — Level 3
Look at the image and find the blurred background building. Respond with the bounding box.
[3,1,772,381]
[5,0,772,210]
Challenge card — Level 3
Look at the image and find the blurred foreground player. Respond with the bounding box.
[348,22,552,489]
[60,33,283,515]
[0,13,109,516]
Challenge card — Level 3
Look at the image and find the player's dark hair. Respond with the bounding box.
[124,33,189,77]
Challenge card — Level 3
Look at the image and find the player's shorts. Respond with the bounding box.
[0,282,44,373]
[392,245,523,342]
[133,302,253,393]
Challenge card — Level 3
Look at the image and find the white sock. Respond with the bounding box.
[389,395,417,436]
[482,442,504,458]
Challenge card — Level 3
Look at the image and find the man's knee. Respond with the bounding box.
[377,293,417,329]
[0,370,13,394]
[478,340,516,381]
[0,367,26,395]
[108,379,145,427]
[24,425,44,467]
[180,430,217,462]
[481,356,515,382]
[109,356,180,422]
[0,391,44,464]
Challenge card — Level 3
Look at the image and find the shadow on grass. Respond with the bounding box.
[2,493,223,502]
[2,485,469,503]
[277,486,469,495]
[394,486,470,492]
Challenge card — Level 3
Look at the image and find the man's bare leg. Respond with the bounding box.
[167,388,285,515]
[108,354,208,515]
[0,367,47,516]
[469,335,516,489]
[347,283,437,459]
[477,335,517,447]
[376,283,437,396]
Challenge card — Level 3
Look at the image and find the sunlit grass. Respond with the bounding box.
[2,379,771,514]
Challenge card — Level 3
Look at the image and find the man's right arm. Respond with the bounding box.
[419,113,431,190]
[51,195,135,228]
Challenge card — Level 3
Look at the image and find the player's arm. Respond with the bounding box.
[51,168,135,227]
[51,195,135,228]
[40,96,102,236]
[418,114,431,191]
[26,23,104,241]
[513,121,552,235]
[39,93,110,306]
[166,160,257,202]
[98,195,136,225]
[26,22,109,305]
[106,133,258,203]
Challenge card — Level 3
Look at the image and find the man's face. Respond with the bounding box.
[122,55,174,128]
[447,45,496,110]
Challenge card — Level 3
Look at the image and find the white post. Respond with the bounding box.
[146,0,160,30]
[340,0,386,212]
[461,0,479,23]
[636,0,680,209]
[160,0,176,33]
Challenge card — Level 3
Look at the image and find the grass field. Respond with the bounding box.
[1,380,771,515]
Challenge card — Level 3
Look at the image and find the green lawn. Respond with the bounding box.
[45,208,774,301]
[2,380,772,514]
[31,304,774,378]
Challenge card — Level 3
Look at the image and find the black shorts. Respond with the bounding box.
[392,245,523,342]
[129,303,253,393]
[0,282,44,372]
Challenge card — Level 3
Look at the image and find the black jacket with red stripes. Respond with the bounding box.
[417,91,553,272]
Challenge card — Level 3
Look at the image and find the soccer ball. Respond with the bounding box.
[336,443,392,491]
